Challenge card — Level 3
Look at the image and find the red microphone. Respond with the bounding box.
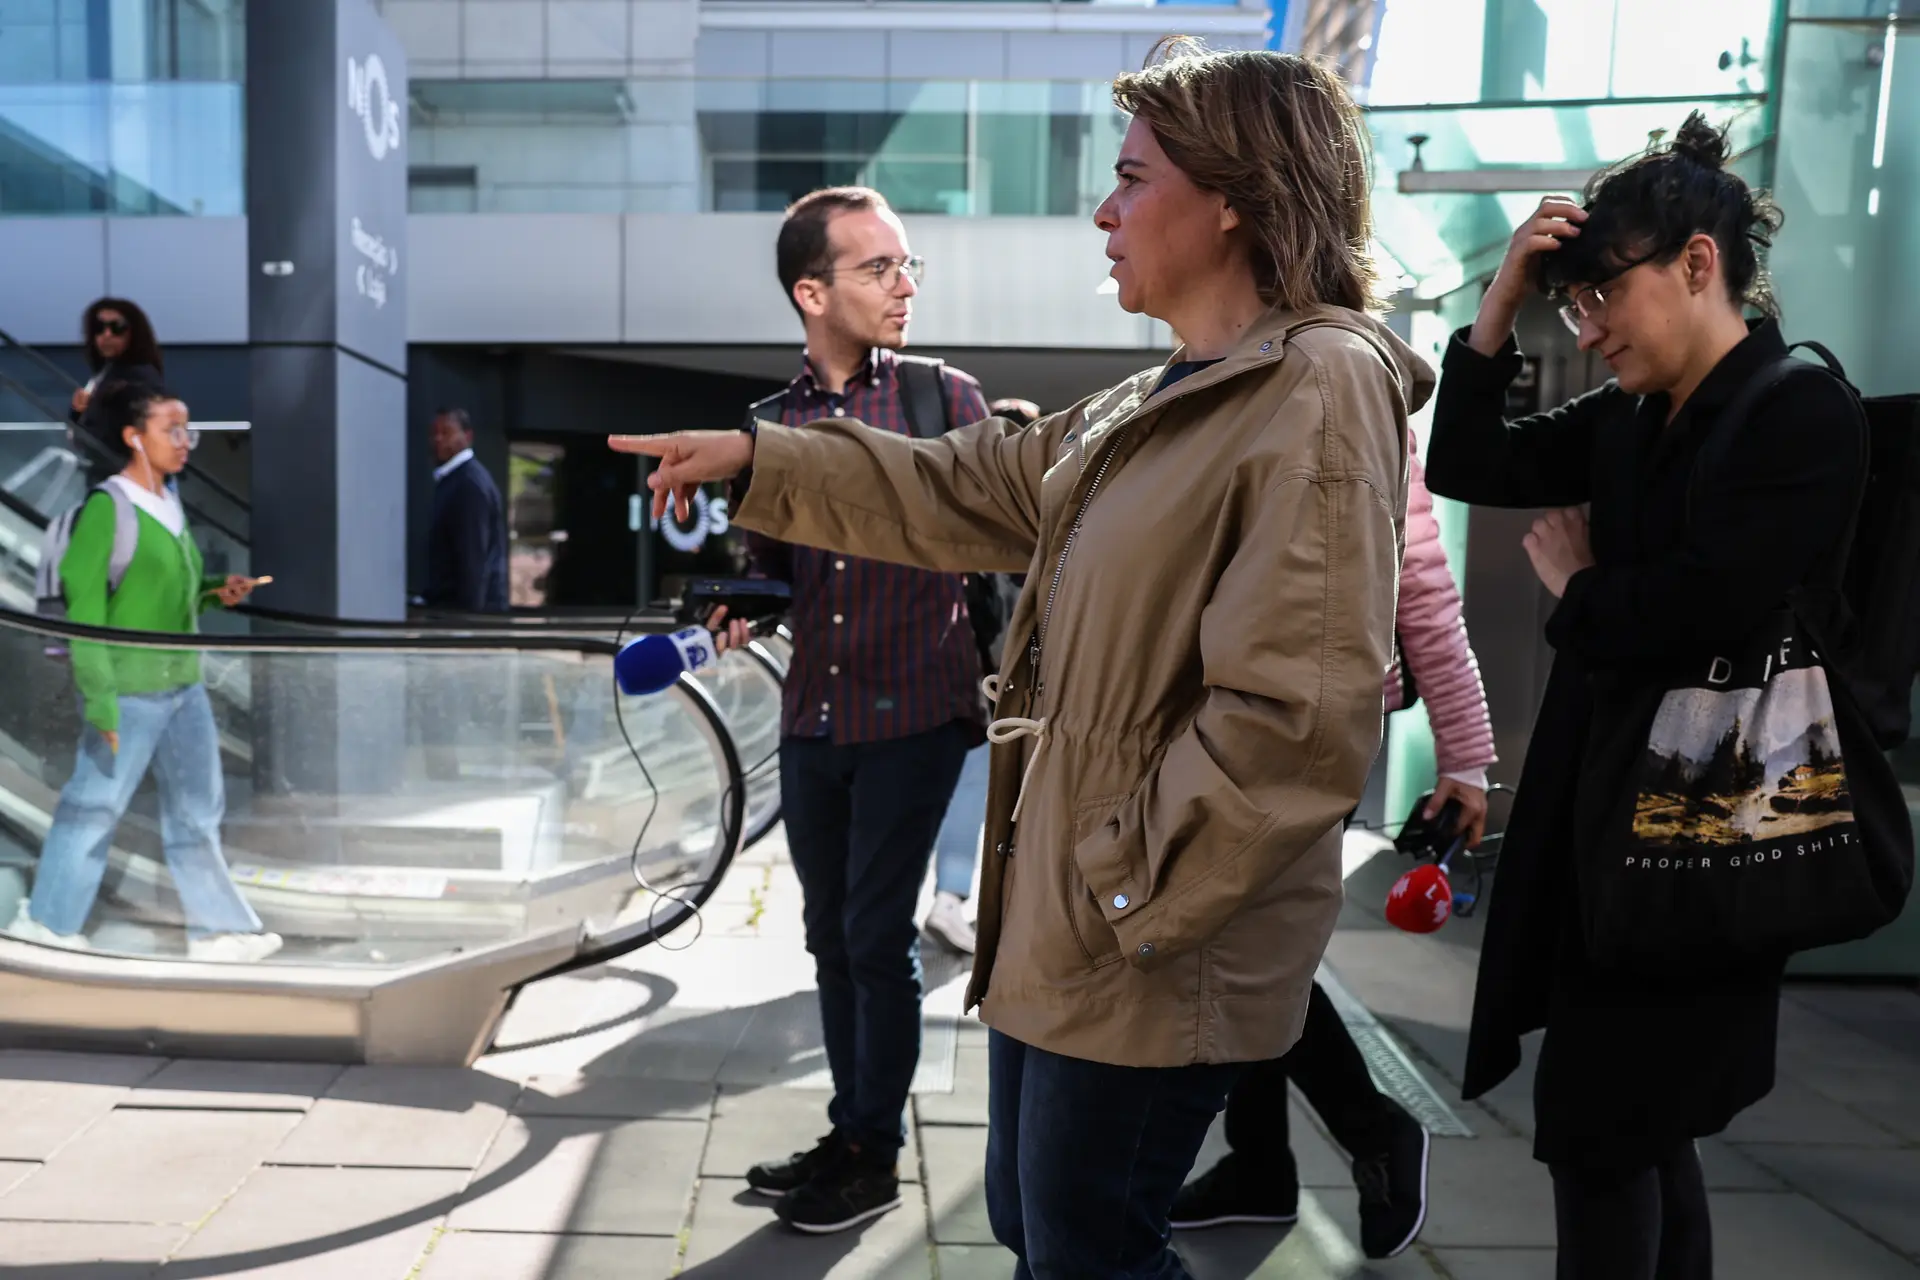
[1385,863,1453,934]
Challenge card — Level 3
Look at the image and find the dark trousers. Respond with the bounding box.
[780,721,969,1158]
[1222,981,1392,1169]
[1550,1144,1712,1280]
[987,1030,1241,1279]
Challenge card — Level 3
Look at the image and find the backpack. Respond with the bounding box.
[1693,341,1920,750]
[35,482,138,618]
[743,355,1014,672]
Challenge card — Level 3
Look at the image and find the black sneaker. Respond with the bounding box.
[746,1131,844,1198]
[1354,1099,1430,1260]
[1169,1151,1300,1230]
[774,1146,902,1235]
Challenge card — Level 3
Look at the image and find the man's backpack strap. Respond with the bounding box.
[895,354,952,439]
[741,389,788,434]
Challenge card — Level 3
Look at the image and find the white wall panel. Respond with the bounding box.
[889,30,1008,80]
[547,0,629,65]
[0,219,108,345]
[105,216,248,344]
[1006,31,1130,80]
[769,29,887,79]
[692,28,769,77]
[380,0,461,63]
[623,213,791,344]
[409,213,625,342]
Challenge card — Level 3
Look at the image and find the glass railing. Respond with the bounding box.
[0,81,243,216]
[233,605,792,852]
[0,606,745,971]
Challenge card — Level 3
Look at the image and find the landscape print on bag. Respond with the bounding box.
[1633,665,1854,848]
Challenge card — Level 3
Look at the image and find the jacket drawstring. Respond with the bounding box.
[983,674,1046,824]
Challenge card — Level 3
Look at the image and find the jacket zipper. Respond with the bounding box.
[1031,422,1131,708]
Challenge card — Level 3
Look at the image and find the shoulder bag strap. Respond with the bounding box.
[894,355,950,439]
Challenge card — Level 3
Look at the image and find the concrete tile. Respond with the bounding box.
[163,1165,466,1279]
[1430,1248,1559,1279]
[129,1059,344,1110]
[0,1108,301,1224]
[0,1049,168,1086]
[515,1073,713,1121]
[0,1160,37,1196]
[1780,1061,1920,1143]
[1737,1145,1920,1258]
[678,1177,933,1278]
[1712,1190,1920,1279]
[269,1066,517,1168]
[913,1044,989,1127]
[1698,1137,1783,1191]
[1416,1137,1557,1250]
[1721,1076,1901,1147]
[921,1124,992,1247]
[419,1229,681,1279]
[449,1115,705,1235]
[0,1221,189,1271]
[0,1050,169,1160]
[935,1244,1019,1280]
[709,1085,919,1183]
[588,1006,756,1082]
[0,1079,130,1161]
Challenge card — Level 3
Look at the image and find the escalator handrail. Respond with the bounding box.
[0,602,622,656]
[0,326,254,521]
[0,387,250,547]
[234,601,682,637]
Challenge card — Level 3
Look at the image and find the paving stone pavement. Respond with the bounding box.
[0,830,1916,1278]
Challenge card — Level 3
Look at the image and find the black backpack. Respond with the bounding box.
[743,355,1011,672]
[1695,341,1920,749]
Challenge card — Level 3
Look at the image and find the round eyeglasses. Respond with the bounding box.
[816,255,926,291]
[1556,248,1664,335]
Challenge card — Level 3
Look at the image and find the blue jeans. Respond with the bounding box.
[30,684,262,940]
[780,720,969,1157]
[933,742,989,899]
[987,1030,1242,1279]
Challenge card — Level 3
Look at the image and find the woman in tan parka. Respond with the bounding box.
[616,44,1433,1280]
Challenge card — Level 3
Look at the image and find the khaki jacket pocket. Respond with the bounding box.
[1068,797,1129,968]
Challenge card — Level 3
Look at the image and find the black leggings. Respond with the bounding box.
[1550,1143,1712,1280]
[1223,981,1392,1166]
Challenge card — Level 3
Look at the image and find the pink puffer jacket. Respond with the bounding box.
[1383,444,1496,776]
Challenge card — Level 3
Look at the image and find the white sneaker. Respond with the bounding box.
[924,891,977,955]
[5,901,90,950]
[188,932,285,963]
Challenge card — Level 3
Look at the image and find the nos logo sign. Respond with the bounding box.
[346,54,401,161]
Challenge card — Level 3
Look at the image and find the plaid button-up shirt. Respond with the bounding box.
[747,348,991,744]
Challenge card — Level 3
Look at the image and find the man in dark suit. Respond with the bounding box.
[424,407,508,613]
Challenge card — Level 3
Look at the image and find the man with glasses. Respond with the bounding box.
[725,186,989,1234]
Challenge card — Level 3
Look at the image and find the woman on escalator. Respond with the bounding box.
[9,380,280,962]
[69,298,166,477]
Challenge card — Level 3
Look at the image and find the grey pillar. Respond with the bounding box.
[246,0,410,804]
[246,0,408,621]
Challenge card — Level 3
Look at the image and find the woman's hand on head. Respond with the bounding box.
[1522,506,1594,598]
[609,431,755,524]
[1469,196,1588,357]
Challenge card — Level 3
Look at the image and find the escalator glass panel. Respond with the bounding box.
[0,608,742,971]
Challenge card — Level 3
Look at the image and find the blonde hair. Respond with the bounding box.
[1112,40,1378,312]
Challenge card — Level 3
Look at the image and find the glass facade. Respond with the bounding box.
[407,77,1129,217]
[1769,3,1920,397]
[0,0,244,216]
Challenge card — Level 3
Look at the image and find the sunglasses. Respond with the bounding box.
[91,318,129,336]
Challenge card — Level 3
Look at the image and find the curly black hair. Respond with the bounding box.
[1538,111,1784,316]
[90,379,173,467]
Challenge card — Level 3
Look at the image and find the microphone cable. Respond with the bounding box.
[609,608,783,952]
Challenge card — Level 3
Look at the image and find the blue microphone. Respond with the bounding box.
[614,626,719,696]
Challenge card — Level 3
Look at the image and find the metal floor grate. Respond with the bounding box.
[1317,964,1475,1138]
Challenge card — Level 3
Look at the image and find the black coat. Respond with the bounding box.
[425,456,509,613]
[1425,321,1864,1168]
